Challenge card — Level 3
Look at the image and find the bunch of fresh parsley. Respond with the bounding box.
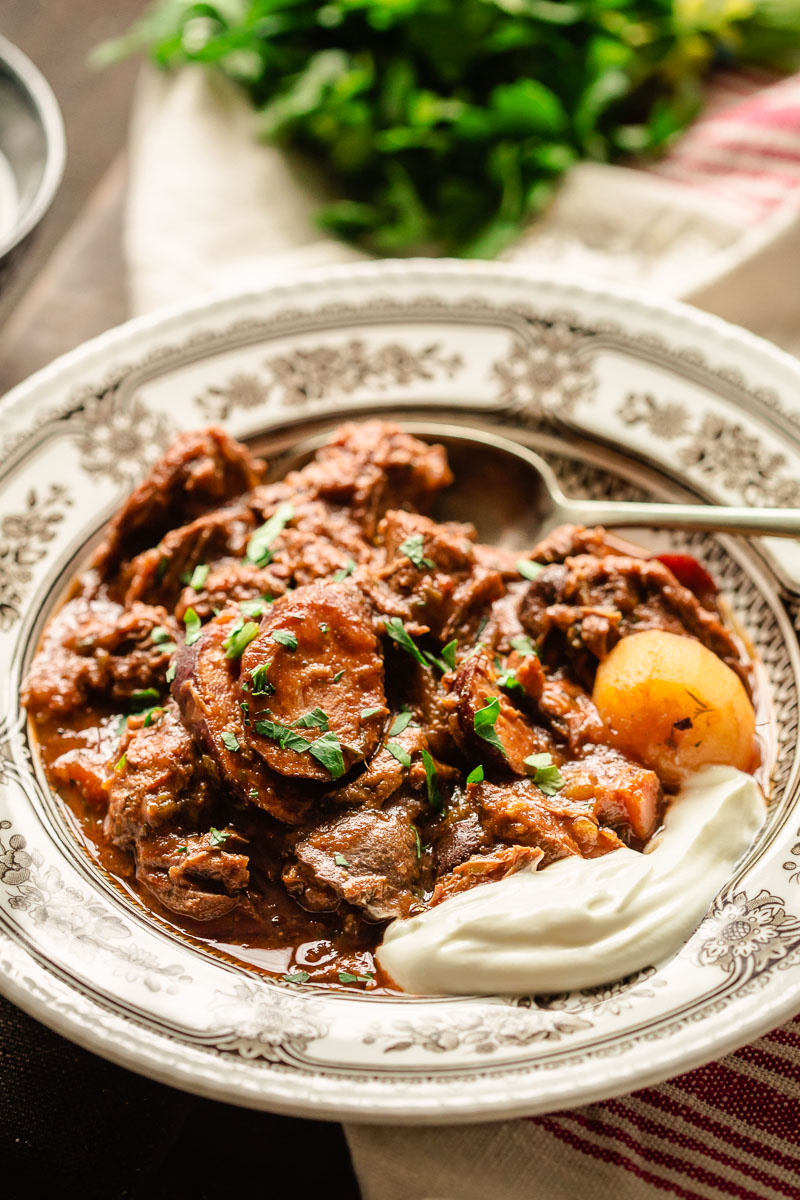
[100,0,800,256]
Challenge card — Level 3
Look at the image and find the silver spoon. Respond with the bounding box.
[268,418,800,549]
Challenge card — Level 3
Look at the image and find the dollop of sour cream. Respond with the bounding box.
[378,765,765,996]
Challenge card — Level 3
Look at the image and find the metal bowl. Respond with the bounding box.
[0,34,65,286]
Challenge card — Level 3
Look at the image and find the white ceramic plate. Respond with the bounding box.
[3,260,800,1123]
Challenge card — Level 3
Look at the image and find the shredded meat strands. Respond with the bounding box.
[21,421,751,988]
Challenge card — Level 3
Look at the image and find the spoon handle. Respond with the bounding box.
[569,500,800,539]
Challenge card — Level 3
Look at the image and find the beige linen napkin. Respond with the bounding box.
[123,64,800,1200]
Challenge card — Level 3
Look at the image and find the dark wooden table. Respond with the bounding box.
[0,6,360,1196]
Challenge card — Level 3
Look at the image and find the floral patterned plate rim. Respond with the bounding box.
[2,259,800,1123]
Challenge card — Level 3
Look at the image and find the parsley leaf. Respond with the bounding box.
[272,629,298,651]
[389,710,413,736]
[441,639,458,669]
[165,660,177,684]
[421,748,442,810]
[466,764,484,784]
[130,688,160,712]
[412,825,422,859]
[254,718,311,753]
[283,971,309,984]
[143,707,163,728]
[308,730,346,779]
[249,663,274,696]
[517,558,545,581]
[333,669,345,682]
[183,607,202,646]
[240,596,271,618]
[338,971,372,985]
[151,626,172,645]
[187,563,209,590]
[399,533,434,569]
[384,617,426,665]
[510,634,537,657]
[386,741,411,767]
[114,753,126,773]
[246,502,294,566]
[222,619,259,661]
[334,852,349,867]
[524,752,565,796]
[221,730,240,752]
[333,559,355,582]
[294,707,329,730]
[360,706,382,719]
[497,665,522,692]
[208,827,231,846]
[473,696,507,757]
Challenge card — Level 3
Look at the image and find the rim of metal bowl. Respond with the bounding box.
[0,33,66,262]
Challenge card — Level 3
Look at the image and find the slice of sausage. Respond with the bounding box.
[240,582,386,782]
[172,613,311,824]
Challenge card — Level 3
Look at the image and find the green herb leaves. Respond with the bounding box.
[388,710,412,736]
[466,764,484,784]
[510,634,537,657]
[254,712,345,779]
[208,827,231,846]
[517,558,545,581]
[186,562,209,590]
[183,606,202,646]
[399,533,434,569]
[386,741,411,767]
[308,730,346,779]
[246,502,294,567]
[473,695,507,757]
[384,617,426,665]
[333,559,355,582]
[294,707,329,730]
[240,596,271,618]
[524,752,565,796]
[254,717,313,754]
[421,748,442,810]
[334,852,349,867]
[221,730,240,752]
[248,663,274,696]
[222,618,259,660]
[130,688,160,712]
[272,629,298,652]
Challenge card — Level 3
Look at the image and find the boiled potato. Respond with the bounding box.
[593,629,756,787]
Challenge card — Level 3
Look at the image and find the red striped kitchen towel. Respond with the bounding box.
[344,71,800,1200]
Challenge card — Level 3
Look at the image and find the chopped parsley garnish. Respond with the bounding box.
[386,741,411,767]
[524,752,565,796]
[294,707,329,730]
[360,706,382,719]
[131,688,160,712]
[412,825,422,859]
[496,665,522,693]
[239,596,271,618]
[208,826,232,846]
[249,663,274,696]
[248,787,259,800]
[151,626,172,645]
[334,852,349,867]
[421,749,442,810]
[338,971,373,985]
[222,618,259,660]
[441,639,458,669]
[517,558,545,581]
[319,622,329,633]
[143,708,163,728]
[333,559,355,582]
[333,669,345,682]
[466,764,484,784]
[165,660,177,684]
[186,563,209,590]
[183,607,202,646]
[283,971,309,984]
[388,710,413,736]
[399,533,434,569]
[384,617,426,665]
[473,696,507,757]
[246,502,294,566]
[272,629,298,651]
[240,700,250,725]
[114,754,127,773]
[115,714,128,738]
[254,717,312,753]
[177,845,188,854]
[510,634,537,657]
[221,730,240,752]
[308,730,346,779]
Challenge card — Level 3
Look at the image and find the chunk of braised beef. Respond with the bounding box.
[445,647,555,773]
[104,704,212,849]
[22,596,175,717]
[560,747,663,844]
[48,717,121,806]
[123,506,256,607]
[240,582,386,782]
[472,779,623,865]
[431,844,544,906]
[172,612,312,824]
[520,553,747,684]
[536,674,605,754]
[529,525,650,566]
[282,798,423,920]
[174,561,285,623]
[135,829,249,921]
[93,427,265,577]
